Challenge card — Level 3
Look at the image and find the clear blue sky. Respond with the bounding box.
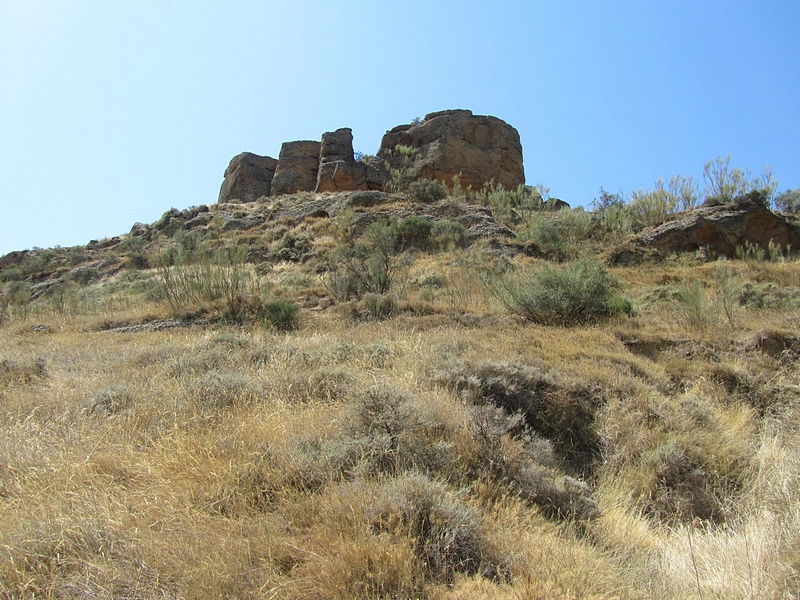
[2,1,798,255]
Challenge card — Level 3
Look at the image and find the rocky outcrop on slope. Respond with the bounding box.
[270,141,322,196]
[218,109,526,202]
[609,195,800,264]
[378,109,525,191]
[218,152,278,203]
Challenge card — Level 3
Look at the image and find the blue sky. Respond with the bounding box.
[1,1,798,255]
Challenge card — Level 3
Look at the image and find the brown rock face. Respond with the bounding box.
[316,128,366,192]
[635,196,800,258]
[271,141,321,196]
[378,109,525,190]
[218,152,278,203]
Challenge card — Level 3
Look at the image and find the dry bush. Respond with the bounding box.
[368,473,509,583]
[437,360,605,477]
[83,384,133,415]
[0,356,47,385]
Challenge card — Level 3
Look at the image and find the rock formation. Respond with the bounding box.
[218,152,278,203]
[218,109,526,202]
[316,128,363,192]
[633,195,800,259]
[378,109,525,191]
[270,141,321,196]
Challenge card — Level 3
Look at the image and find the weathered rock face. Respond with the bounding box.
[320,128,355,164]
[271,141,321,196]
[219,109,526,200]
[218,152,278,203]
[635,196,800,258]
[316,128,365,193]
[378,109,525,191]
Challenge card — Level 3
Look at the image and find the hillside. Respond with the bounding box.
[2,133,800,597]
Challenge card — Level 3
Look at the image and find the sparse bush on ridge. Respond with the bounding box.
[774,186,800,213]
[487,258,632,326]
[702,154,776,207]
[408,178,447,203]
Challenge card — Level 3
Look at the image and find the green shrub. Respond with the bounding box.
[395,216,433,250]
[384,145,417,193]
[703,155,776,206]
[774,187,800,213]
[362,293,396,320]
[676,280,718,331]
[271,231,310,262]
[259,299,300,331]
[155,245,261,317]
[518,217,565,259]
[408,179,447,203]
[489,259,632,326]
[430,220,466,251]
[325,221,405,298]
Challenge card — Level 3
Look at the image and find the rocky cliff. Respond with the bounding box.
[217,109,525,203]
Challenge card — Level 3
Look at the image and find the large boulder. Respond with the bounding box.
[271,141,321,195]
[218,152,278,203]
[634,195,800,258]
[316,128,366,192]
[378,109,525,191]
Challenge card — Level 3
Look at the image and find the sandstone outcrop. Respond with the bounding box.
[270,141,321,196]
[378,109,525,191]
[218,152,278,203]
[631,195,800,259]
[219,109,526,200]
[316,128,364,192]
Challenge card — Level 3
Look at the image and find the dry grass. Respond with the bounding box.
[2,248,800,598]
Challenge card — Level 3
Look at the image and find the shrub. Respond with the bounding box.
[84,385,132,415]
[408,179,447,203]
[369,473,507,582]
[155,245,261,317]
[362,293,396,320]
[489,259,632,326]
[271,231,311,262]
[325,221,405,298]
[774,187,800,213]
[430,220,466,251]
[438,360,604,477]
[192,370,259,410]
[0,357,47,384]
[703,155,776,206]
[518,217,565,259]
[629,175,699,229]
[384,144,417,193]
[258,299,300,331]
[675,280,718,331]
[395,216,433,250]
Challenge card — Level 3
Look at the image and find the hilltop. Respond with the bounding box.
[1,112,800,598]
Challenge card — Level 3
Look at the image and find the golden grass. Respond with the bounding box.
[2,252,800,598]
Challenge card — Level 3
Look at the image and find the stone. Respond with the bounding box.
[271,141,321,195]
[316,128,367,193]
[316,161,366,192]
[218,152,278,203]
[130,222,150,237]
[378,109,525,191]
[544,198,571,211]
[634,195,800,258]
[319,128,355,163]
